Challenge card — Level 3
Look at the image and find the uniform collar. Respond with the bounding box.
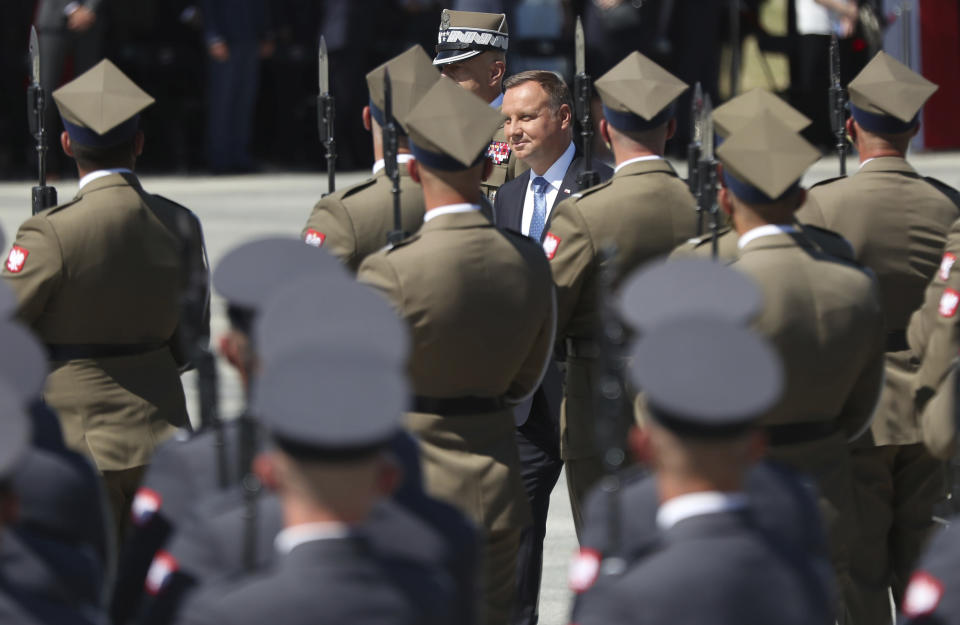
[737,224,799,250]
[656,491,748,531]
[274,522,352,555]
[78,168,134,191]
[372,154,415,175]
[614,154,662,173]
[613,157,674,178]
[423,203,481,223]
[857,155,915,175]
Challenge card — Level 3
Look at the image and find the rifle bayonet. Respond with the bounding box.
[829,34,848,176]
[383,68,404,246]
[687,82,704,229]
[574,16,600,189]
[27,26,56,215]
[318,36,336,195]
[696,94,720,259]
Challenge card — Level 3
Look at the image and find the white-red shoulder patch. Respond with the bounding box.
[130,487,162,527]
[5,246,28,273]
[568,548,601,593]
[145,550,178,596]
[543,233,561,260]
[903,571,944,617]
[939,288,960,318]
[304,229,326,248]
[939,253,957,281]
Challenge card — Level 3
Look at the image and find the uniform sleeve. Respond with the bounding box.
[3,216,64,325]
[357,252,404,316]
[545,198,597,340]
[505,284,556,403]
[302,198,359,271]
[839,290,886,441]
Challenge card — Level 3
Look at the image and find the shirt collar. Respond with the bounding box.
[274,522,352,555]
[530,142,576,190]
[489,93,504,109]
[372,154,415,175]
[614,154,662,173]
[656,491,749,531]
[78,168,134,190]
[737,224,799,249]
[423,203,481,223]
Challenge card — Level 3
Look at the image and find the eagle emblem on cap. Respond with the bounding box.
[441,11,450,30]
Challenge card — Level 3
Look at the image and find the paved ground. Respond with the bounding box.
[2,151,959,624]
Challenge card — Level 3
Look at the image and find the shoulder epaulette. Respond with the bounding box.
[686,226,732,248]
[151,193,199,216]
[570,178,614,200]
[801,223,846,240]
[808,175,846,190]
[43,197,82,216]
[923,176,960,211]
[335,176,378,201]
[384,232,420,253]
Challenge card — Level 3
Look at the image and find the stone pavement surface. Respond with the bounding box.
[2,151,959,625]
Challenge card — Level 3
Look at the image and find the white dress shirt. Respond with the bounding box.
[737,224,799,249]
[521,142,575,237]
[78,168,134,191]
[423,203,481,223]
[274,522,351,555]
[614,154,662,174]
[656,491,749,531]
[372,153,415,175]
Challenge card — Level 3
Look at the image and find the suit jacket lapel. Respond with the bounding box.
[506,169,529,232]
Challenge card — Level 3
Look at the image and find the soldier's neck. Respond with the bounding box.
[657,473,744,503]
[856,147,905,163]
[282,495,372,527]
[612,145,661,167]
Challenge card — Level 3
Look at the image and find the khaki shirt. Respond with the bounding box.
[3,173,207,471]
[544,158,697,459]
[358,209,554,530]
[797,157,960,445]
[301,162,426,273]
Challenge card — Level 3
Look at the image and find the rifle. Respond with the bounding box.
[383,69,404,246]
[239,412,261,572]
[687,82,704,232]
[828,34,848,177]
[175,212,227,490]
[594,244,628,577]
[696,94,720,259]
[318,36,336,196]
[574,17,600,189]
[27,26,57,215]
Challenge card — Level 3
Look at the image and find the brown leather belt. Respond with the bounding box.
[765,421,837,446]
[412,395,506,416]
[46,342,166,360]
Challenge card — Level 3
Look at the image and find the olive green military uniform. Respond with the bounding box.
[302,164,425,272]
[3,173,204,534]
[671,222,855,264]
[545,157,697,531]
[907,217,960,458]
[358,211,554,625]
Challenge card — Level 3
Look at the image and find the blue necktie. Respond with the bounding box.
[530,176,549,241]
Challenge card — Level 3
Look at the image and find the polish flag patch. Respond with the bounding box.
[304,229,326,248]
[939,288,960,318]
[903,571,944,617]
[568,548,601,593]
[543,233,561,260]
[145,551,178,596]
[939,253,957,281]
[5,246,28,273]
[130,487,162,527]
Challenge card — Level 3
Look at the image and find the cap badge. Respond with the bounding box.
[441,11,450,30]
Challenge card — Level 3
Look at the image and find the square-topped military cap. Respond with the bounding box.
[595,51,688,132]
[0,321,48,405]
[0,382,31,479]
[629,318,782,437]
[255,277,410,370]
[53,59,155,147]
[434,9,508,65]
[366,46,441,135]
[252,346,407,461]
[617,258,762,333]
[717,110,820,203]
[848,51,938,134]
[713,88,811,139]
[404,77,502,171]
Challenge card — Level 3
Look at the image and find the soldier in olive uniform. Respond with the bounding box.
[719,112,886,621]
[542,51,697,533]
[431,9,524,204]
[574,318,829,625]
[301,46,440,272]
[1,60,209,538]
[796,51,960,621]
[671,88,854,263]
[357,77,555,625]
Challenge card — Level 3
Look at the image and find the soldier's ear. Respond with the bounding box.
[376,454,402,497]
[718,186,733,217]
[599,119,612,150]
[845,117,857,144]
[61,131,73,157]
[253,452,279,491]
[665,117,677,141]
[747,429,767,462]
[362,106,372,133]
[627,426,653,466]
[134,130,145,158]
[407,159,420,183]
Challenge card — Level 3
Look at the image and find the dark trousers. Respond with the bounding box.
[512,398,563,625]
[790,34,833,149]
[206,42,260,172]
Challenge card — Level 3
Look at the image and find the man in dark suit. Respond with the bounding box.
[494,69,612,625]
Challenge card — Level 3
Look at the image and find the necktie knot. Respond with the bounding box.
[532,176,549,194]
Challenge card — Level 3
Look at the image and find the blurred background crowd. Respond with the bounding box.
[0,0,950,179]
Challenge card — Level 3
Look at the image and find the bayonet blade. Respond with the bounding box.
[575,16,586,76]
[702,93,714,162]
[29,26,40,87]
[829,34,840,87]
[319,35,329,95]
[691,82,704,146]
[383,68,393,127]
